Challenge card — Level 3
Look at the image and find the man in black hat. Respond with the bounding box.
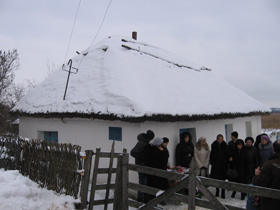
[130,130,155,203]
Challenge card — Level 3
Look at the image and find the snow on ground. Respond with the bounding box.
[0,169,76,210]
[0,169,246,210]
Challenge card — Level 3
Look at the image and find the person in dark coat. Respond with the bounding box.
[245,137,259,183]
[228,131,239,159]
[254,133,268,154]
[175,132,194,168]
[231,139,248,200]
[144,137,169,201]
[130,130,155,202]
[258,135,273,168]
[252,140,280,210]
[210,134,229,199]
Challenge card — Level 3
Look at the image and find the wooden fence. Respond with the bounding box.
[2,137,280,210]
[0,137,82,198]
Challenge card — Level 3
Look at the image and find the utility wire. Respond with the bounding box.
[64,0,82,64]
[87,0,113,51]
[77,0,113,69]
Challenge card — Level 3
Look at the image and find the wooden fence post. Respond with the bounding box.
[89,148,101,210]
[188,158,196,210]
[80,150,94,210]
[121,150,129,210]
[113,154,123,210]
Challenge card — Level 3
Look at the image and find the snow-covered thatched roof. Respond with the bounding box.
[11,36,271,122]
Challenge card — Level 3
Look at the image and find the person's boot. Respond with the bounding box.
[221,189,225,199]
[215,188,219,197]
[231,191,236,198]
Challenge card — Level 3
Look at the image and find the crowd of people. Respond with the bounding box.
[130,130,280,209]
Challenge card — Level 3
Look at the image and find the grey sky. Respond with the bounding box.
[1,0,279,107]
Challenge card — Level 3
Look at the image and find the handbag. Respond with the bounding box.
[226,168,238,178]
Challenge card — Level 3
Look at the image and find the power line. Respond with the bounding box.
[87,0,113,51]
[64,0,82,64]
[76,0,113,69]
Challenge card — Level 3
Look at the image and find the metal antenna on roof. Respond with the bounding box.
[62,59,78,100]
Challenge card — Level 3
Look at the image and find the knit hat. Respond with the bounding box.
[198,137,207,143]
[163,137,169,143]
[245,137,254,144]
[150,137,163,146]
[235,139,244,146]
[231,131,238,139]
[145,130,155,140]
[261,135,270,142]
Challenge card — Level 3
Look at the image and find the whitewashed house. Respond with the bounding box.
[11,35,270,168]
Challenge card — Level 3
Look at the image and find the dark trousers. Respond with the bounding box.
[138,172,147,202]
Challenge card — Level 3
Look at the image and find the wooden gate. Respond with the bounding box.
[79,145,280,210]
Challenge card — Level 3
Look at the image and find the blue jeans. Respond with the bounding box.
[137,172,147,202]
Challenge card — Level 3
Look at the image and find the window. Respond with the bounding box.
[109,127,122,141]
[43,131,58,143]
[225,124,233,143]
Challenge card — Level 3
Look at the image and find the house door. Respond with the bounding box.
[179,128,197,144]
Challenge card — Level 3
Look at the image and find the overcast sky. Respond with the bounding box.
[1,0,280,108]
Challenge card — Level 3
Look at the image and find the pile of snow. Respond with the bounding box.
[0,169,76,210]
[12,36,270,118]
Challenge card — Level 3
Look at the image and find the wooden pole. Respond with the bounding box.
[104,141,115,210]
[188,158,196,210]
[79,150,93,210]
[88,148,101,210]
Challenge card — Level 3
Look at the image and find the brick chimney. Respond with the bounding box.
[132,31,137,40]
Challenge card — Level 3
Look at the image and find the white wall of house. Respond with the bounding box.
[19,115,262,182]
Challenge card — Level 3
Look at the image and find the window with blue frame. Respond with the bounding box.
[109,127,122,141]
[44,131,58,143]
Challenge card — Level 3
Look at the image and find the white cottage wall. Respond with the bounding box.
[19,115,262,183]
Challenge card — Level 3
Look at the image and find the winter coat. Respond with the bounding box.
[210,140,229,180]
[252,153,280,210]
[232,147,248,184]
[130,133,150,165]
[245,145,259,182]
[258,141,274,167]
[228,140,236,158]
[175,137,194,168]
[145,144,169,191]
[194,142,210,176]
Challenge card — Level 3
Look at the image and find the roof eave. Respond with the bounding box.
[10,110,271,123]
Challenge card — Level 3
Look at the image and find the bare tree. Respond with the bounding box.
[0,49,20,135]
[0,49,20,103]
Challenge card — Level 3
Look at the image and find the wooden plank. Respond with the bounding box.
[138,175,189,210]
[196,176,228,210]
[199,177,280,199]
[113,155,123,210]
[127,182,159,196]
[104,141,115,210]
[95,183,115,190]
[93,199,114,205]
[170,194,245,210]
[99,152,124,158]
[88,148,101,210]
[128,164,185,180]
[121,151,129,210]
[79,150,93,210]
[188,158,196,210]
[97,168,117,174]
